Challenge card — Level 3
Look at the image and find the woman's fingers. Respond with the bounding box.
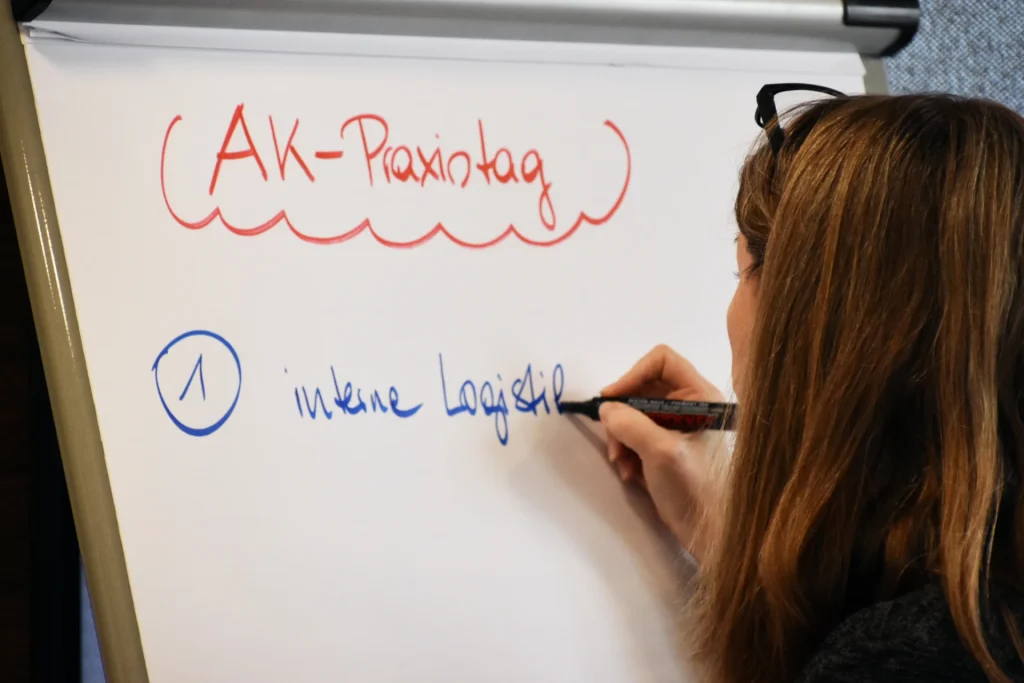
[601,401,713,553]
[599,401,679,465]
[601,344,720,400]
[617,452,644,485]
[607,432,627,466]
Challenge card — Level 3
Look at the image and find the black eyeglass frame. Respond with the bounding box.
[755,83,846,156]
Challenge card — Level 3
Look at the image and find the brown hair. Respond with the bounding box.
[691,93,1024,682]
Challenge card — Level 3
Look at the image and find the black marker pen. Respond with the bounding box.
[560,396,736,432]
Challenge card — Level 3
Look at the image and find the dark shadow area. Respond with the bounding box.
[1,144,82,682]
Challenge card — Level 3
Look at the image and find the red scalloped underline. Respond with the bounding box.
[160,115,632,249]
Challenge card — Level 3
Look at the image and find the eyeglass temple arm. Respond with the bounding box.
[755,83,846,156]
[755,87,784,155]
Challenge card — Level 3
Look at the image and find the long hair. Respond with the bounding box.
[690,93,1024,683]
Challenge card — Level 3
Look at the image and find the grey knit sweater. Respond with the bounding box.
[796,584,1024,681]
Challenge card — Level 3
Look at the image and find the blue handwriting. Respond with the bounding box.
[287,356,565,445]
[438,353,565,446]
[292,365,423,420]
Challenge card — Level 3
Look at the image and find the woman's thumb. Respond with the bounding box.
[599,402,677,460]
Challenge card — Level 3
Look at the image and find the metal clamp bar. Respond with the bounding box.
[16,0,919,57]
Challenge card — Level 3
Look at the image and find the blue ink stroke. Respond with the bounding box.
[153,330,241,437]
[179,353,207,401]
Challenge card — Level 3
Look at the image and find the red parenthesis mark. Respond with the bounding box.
[159,115,631,249]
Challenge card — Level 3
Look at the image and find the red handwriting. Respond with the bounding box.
[338,114,556,230]
[207,104,267,195]
[268,116,314,183]
[162,104,631,249]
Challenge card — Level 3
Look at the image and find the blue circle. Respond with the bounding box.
[152,330,241,437]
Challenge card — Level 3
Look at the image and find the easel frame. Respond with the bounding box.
[0,2,908,681]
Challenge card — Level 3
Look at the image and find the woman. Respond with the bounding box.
[599,88,1024,682]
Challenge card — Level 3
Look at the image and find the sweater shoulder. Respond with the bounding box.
[796,584,1024,683]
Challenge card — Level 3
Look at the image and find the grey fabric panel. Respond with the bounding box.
[884,0,1024,115]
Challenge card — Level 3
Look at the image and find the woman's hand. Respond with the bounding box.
[599,345,726,561]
